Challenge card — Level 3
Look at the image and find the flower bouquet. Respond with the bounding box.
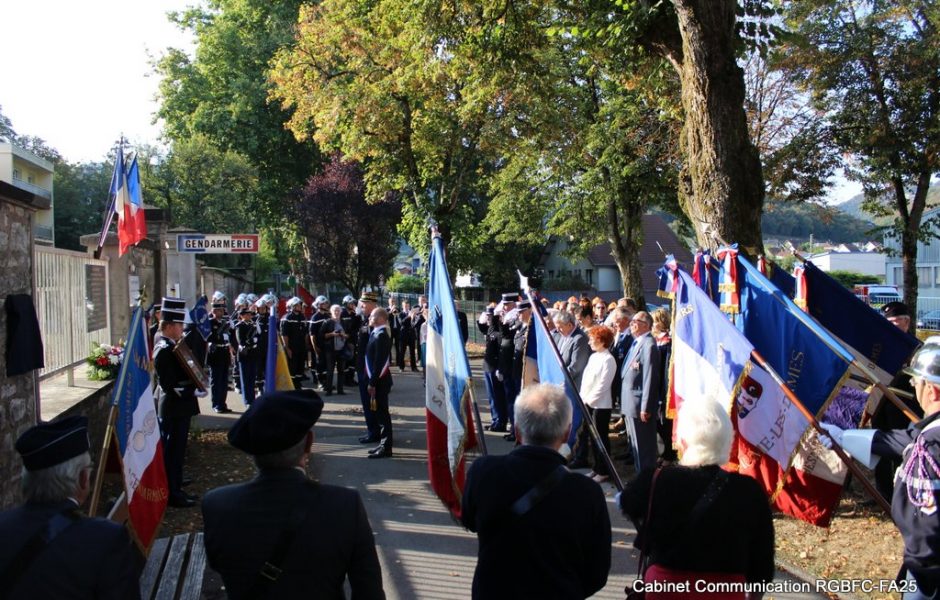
[86,342,125,381]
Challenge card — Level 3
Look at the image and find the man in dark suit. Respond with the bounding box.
[620,311,661,474]
[154,297,201,508]
[553,310,592,467]
[356,293,381,444]
[398,300,419,371]
[461,383,610,599]
[202,390,385,599]
[455,300,469,345]
[366,307,395,458]
[0,416,143,599]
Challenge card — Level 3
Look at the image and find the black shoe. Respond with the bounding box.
[182,477,193,487]
[168,496,196,508]
[491,424,507,433]
[359,435,380,444]
[412,368,419,372]
[337,390,345,395]
[212,406,232,414]
[567,459,590,469]
[503,433,516,442]
[185,492,200,501]
[368,447,393,459]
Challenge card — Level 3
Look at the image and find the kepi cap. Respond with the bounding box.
[228,390,325,455]
[501,293,518,302]
[359,292,378,304]
[16,415,89,471]
[161,297,187,323]
[881,301,910,318]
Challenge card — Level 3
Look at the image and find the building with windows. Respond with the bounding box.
[805,249,886,278]
[885,206,940,297]
[0,142,54,245]
[539,214,693,301]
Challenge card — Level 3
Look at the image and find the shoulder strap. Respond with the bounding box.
[245,492,314,599]
[510,465,569,516]
[0,507,81,595]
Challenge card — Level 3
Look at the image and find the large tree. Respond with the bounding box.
[53,161,113,251]
[269,0,550,270]
[782,0,940,320]
[292,155,400,294]
[154,0,321,259]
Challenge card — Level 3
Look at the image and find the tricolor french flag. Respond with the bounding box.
[113,307,168,549]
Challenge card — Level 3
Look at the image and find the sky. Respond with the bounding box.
[0,1,194,163]
[0,1,864,204]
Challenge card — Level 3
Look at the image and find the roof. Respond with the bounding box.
[546,213,693,296]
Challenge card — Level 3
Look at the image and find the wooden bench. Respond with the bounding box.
[140,532,207,600]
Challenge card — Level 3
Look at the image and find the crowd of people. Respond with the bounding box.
[2,288,939,599]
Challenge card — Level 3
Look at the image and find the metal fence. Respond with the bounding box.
[34,246,111,379]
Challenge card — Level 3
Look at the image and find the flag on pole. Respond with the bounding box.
[112,307,168,549]
[730,256,854,526]
[426,232,477,518]
[296,284,316,319]
[524,287,583,452]
[264,307,294,393]
[120,155,148,255]
[189,295,212,341]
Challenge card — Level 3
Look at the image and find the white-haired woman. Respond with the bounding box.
[617,398,774,599]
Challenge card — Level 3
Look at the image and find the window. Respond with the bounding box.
[919,267,933,286]
[27,174,35,184]
[548,270,554,279]
[892,267,903,285]
[585,269,593,286]
[12,168,21,180]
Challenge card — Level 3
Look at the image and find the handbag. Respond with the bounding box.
[625,467,662,600]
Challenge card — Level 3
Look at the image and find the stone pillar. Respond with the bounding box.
[0,182,44,509]
[164,227,199,304]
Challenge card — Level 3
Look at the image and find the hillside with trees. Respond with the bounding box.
[761,201,875,242]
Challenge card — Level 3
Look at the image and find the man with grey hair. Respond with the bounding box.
[553,309,592,468]
[202,389,385,599]
[0,416,143,598]
[621,310,661,473]
[461,383,611,599]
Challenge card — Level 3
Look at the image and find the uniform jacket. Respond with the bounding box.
[483,319,502,372]
[621,332,660,418]
[235,319,260,361]
[0,500,143,600]
[457,311,469,344]
[460,445,610,599]
[202,468,385,600]
[365,327,393,389]
[558,327,590,390]
[279,312,309,355]
[512,323,529,383]
[874,411,940,587]
[206,316,232,367]
[153,337,200,419]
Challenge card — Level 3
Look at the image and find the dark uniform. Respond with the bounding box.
[0,417,144,598]
[498,317,519,428]
[357,312,381,442]
[398,307,419,371]
[255,310,271,392]
[388,304,402,367]
[340,305,362,386]
[280,309,309,390]
[873,413,940,595]
[366,325,394,457]
[207,312,232,412]
[511,320,529,433]
[235,314,261,406]
[482,313,507,431]
[309,308,330,389]
[153,334,200,506]
[201,389,385,600]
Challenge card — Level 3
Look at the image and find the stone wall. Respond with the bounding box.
[57,382,116,482]
[0,198,38,509]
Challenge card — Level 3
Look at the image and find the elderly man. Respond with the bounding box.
[823,337,940,599]
[202,390,385,599]
[461,383,611,598]
[621,310,661,474]
[0,416,143,598]
[554,309,591,467]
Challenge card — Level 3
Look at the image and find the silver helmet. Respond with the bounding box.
[906,336,940,385]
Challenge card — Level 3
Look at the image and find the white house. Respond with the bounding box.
[0,142,54,245]
[805,250,886,278]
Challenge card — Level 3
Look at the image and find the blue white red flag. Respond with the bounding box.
[524,286,583,452]
[120,155,148,255]
[112,307,167,550]
[426,232,477,518]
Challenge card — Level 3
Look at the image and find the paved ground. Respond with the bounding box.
[194,360,827,599]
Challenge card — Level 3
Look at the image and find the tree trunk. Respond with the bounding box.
[607,194,646,306]
[670,0,765,255]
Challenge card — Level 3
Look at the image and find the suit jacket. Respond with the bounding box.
[153,337,200,419]
[365,327,393,388]
[461,445,611,599]
[558,328,591,390]
[620,333,660,418]
[202,468,385,600]
[457,311,469,344]
[0,500,143,599]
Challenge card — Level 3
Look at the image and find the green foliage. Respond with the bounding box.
[762,202,874,242]
[52,161,113,251]
[386,273,426,294]
[827,270,881,289]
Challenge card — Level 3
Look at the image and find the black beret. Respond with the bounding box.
[16,415,89,471]
[228,389,324,455]
[881,301,910,318]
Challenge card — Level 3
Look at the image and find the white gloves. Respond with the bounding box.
[495,370,504,382]
[819,423,843,449]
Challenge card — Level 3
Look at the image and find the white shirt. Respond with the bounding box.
[579,349,616,409]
